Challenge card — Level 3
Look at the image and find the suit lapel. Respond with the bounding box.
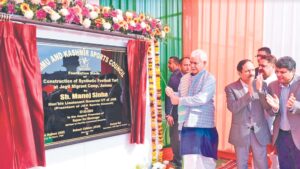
[236,80,247,97]
[236,80,252,111]
[289,76,300,95]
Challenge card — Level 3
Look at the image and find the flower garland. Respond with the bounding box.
[154,40,164,162]
[0,0,170,40]
[147,42,158,163]
[147,40,163,164]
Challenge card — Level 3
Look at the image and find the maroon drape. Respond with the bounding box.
[127,40,149,144]
[0,22,45,169]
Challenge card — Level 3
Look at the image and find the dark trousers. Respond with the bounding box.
[169,121,182,167]
[276,129,300,169]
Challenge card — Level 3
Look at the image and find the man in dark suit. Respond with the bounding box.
[225,59,271,169]
[265,56,300,169]
[255,47,272,77]
[165,56,182,168]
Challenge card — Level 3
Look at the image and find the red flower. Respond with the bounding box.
[81,7,89,17]
[75,0,83,8]
[7,4,16,14]
[113,23,120,31]
[36,9,47,20]
[47,1,56,9]
[110,10,117,17]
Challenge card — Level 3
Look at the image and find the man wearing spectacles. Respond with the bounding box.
[166,49,218,169]
[257,54,279,169]
[255,47,272,77]
[265,56,300,169]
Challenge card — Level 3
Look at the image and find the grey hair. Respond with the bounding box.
[191,49,208,62]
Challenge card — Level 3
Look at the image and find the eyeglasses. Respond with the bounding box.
[256,54,266,58]
[275,70,289,75]
[190,61,200,65]
[258,64,268,68]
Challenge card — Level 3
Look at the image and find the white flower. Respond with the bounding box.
[117,14,124,21]
[30,0,40,5]
[115,9,122,15]
[103,22,111,30]
[140,21,146,29]
[14,0,24,4]
[50,12,61,22]
[124,23,128,30]
[125,11,133,19]
[82,18,91,28]
[160,31,166,38]
[89,11,98,19]
[42,6,53,14]
[157,144,163,150]
[112,17,118,23]
[129,20,136,27]
[85,4,93,10]
[59,8,69,16]
[24,10,34,19]
[152,162,166,169]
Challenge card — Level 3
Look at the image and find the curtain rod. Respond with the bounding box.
[0,12,146,40]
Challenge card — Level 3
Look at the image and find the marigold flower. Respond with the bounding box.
[61,0,70,8]
[139,13,145,21]
[0,0,7,5]
[94,18,104,25]
[133,17,139,24]
[155,28,161,36]
[118,20,125,27]
[102,6,110,13]
[163,26,170,33]
[20,3,30,12]
[146,25,151,32]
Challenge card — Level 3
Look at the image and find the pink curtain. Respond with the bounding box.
[127,39,149,144]
[0,22,45,169]
[183,0,264,154]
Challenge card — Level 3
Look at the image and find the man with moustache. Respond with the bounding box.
[225,59,271,169]
[255,47,272,77]
[257,55,277,133]
[265,56,300,169]
[257,55,279,168]
[166,49,218,169]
